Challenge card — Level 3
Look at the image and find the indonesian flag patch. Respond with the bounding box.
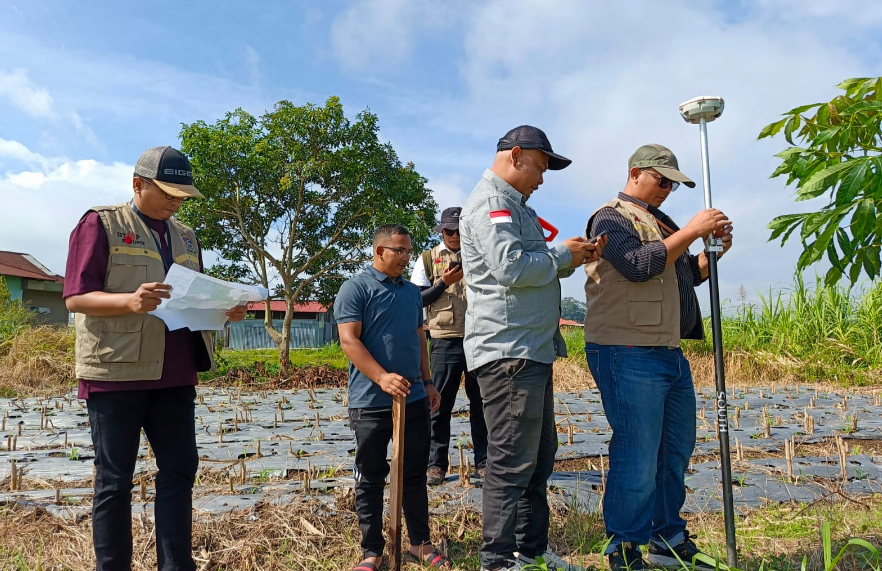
[489,209,513,224]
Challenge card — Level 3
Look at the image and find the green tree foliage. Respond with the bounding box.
[759,77,882,286]
[178,97,437,368]
[0,277,33,350]
[560,296,587,322]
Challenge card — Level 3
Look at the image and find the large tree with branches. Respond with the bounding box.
[178,97,437,368]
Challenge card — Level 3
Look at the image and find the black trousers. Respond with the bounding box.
[349,398,432,559]
[87,385,199,571]
[428,337,488,472]
[474,359,557,568]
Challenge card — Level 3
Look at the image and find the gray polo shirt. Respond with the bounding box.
[459,169,575,371]
[334,265,427,409]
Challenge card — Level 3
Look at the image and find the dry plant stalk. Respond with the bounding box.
[836,436,848,482]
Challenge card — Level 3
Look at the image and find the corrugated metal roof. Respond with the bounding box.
[0,251,64,283]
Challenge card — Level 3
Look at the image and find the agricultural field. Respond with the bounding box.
[1,279,882,570]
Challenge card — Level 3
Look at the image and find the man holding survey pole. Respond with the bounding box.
[582,144,733,571]
[63,146,247,571]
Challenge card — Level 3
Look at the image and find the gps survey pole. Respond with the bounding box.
[679,96,738,568]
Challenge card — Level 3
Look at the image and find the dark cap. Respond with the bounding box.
[496,125,572,170]
[628,144,695,188]
[133,146,204,198]
[433,206,462,233]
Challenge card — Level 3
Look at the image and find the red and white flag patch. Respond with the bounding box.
[489,209,513,224]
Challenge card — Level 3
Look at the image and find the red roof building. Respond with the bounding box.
[0,251,67,324]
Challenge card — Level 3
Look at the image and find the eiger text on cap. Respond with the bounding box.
[497,125,572,170]
[628,144,696,188]
[434,206,462,233]
[133,146,204,198]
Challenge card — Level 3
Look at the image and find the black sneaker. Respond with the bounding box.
[608,543,646,571]
[647,532,714,569]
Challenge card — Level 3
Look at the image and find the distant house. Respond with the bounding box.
[559,318,583,328]
[225,300,337,350]
[0,251,67,325]
[245,300,329,321]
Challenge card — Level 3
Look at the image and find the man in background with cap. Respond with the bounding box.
[460,126,605,571]
[64,146,247,571]
[582,144,733,571]
[411,206,488,486]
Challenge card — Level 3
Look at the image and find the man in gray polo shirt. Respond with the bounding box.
[336,224,449,571]
[459,126,606,571]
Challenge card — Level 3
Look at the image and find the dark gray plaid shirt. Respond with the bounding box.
[587,192,706,340]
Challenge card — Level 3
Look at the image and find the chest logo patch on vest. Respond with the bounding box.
[119,231,146,246]
[182,234,195,251]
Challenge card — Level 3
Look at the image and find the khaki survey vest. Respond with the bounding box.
[423,244,467,339]
[74,203,214,381]
[583,199,681,347]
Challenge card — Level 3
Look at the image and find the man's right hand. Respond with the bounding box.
[441,264,464,285]
[563,236,600,267]
[684,209,731,240]
[376,372,411,397]
[127,282,172,314]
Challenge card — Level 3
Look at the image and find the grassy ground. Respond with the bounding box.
[1,490,881,570]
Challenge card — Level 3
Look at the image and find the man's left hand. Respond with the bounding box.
[226,305,248,322]
[425,383,441,412]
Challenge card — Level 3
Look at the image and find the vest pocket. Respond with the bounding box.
[106,255,149,293]
[627,280,663,326]
[429,301,455,326]
[97,318,143,363]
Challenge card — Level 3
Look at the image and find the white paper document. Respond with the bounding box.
[150,264,269,331]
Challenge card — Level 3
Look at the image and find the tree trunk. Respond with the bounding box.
[279,305,294,373]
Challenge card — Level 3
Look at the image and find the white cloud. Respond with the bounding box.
[330,0,464,71]
[0,68,54,118]
[0,141,133,276]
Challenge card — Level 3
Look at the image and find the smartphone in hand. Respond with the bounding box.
[591,230,608,243]
[448,260,462,271]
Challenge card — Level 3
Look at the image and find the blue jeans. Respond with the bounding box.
[585,343,696,551]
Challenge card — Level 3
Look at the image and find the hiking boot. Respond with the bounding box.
[608,543,646,571]
[515,550,584,570]
[426,466,445,486]
[647,532,714,570]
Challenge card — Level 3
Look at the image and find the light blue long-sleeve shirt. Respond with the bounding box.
[459,169,574,371]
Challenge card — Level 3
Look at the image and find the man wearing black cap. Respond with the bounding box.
[459,126,605,571]
[64,146,247,571]
[582,144,733,571]
[411,206,488,486]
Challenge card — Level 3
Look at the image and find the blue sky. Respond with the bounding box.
[1,0,880,305]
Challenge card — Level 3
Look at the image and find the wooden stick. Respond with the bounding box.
[388,395,406,571]
[10,460,17,491]
[600,454,606,493]
[785,439,794,482]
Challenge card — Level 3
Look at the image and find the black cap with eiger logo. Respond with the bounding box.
[133,146,204,198]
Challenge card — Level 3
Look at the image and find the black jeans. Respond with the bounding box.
[475,359,557,568]
[349,398,432,559]
[87,386,198,571]
[428,337,488,472]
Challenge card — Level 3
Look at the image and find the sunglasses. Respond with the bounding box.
[641,169,679,192]
[442,228,460,236]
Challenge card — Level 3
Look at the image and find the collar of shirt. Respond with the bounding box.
[434,241,459,256]
[616,192,679,228]
[365,265,403,284]
[484,169,528,207]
